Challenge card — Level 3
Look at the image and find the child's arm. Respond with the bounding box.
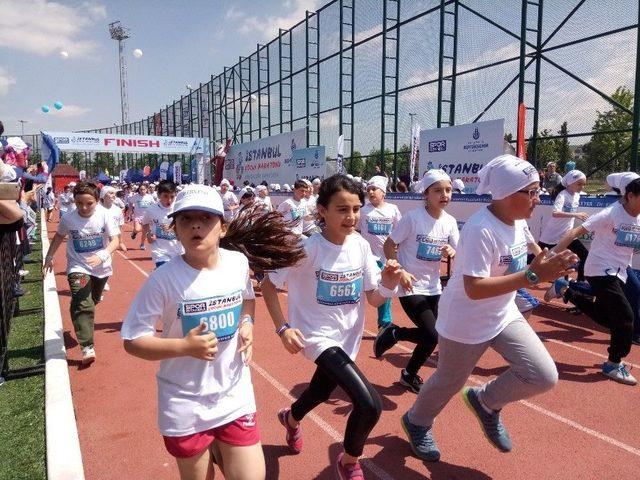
[237,299,256,362]
[85,235,120,268]
[124,323,218,361]
[42,233,65,276]
[365,259,404,307]
[261,276,306,354]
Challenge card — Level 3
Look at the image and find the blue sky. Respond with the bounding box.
[0,0,318,135]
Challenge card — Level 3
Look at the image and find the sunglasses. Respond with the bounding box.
[517,188,542,199]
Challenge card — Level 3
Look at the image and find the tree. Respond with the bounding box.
[347,150,364,176]
[555,122,571,171]
[583,86,634,175]
[527,129,559,167]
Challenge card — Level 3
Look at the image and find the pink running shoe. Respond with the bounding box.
[335,452,364,480]
[277,408,303,454]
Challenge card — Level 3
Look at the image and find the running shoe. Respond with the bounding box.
[139,244,145,250]
[81,346,96,365]
[543,278,569,302]
[131,231,137,240]
[103,282,110,291]
[461,387,512,452]
[335,452,364,480]
[277,408,303,454]
[602,362,637,386]
[400,369,423,394]
[374,323,398,358]
[400,411,440,462]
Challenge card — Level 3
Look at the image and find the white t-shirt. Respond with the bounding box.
[120,251,256,436]
[539,190,581,245]
[142,202,183,263]
[582,202,640,282]
[436,207,528,344]
[131,193,154,220]
[114,197,125,209]
[222,191,239,221]
[58,192,75,213]
[268,234,379,362]
[57,207,119,278]
[303,195,318,233]
[255,195,273,212]
[277,197,308,236]
[44,192,55,209]
[359,202,402,262]
[101,203,124,227]
[390,207,459,296]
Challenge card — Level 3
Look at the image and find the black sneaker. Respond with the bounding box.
[374,323,398,358]
[131,231,137,240]
[400,369,423,393]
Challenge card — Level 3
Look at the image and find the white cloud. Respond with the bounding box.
[0,0,106,58]
[226,6,243,20]
[36,104,92,118]
[235,0,318,40]
[0,67,16,96]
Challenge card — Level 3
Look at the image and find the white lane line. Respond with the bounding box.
[364,328,640,458]
[249,360,396,480]
[540,337,640,370]
[116,250,149,278]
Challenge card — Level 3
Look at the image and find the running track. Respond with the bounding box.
[47,221,640,479]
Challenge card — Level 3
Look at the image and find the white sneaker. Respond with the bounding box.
[602,362,637,386]
[103,282,110,291]
[19,269,29,277]
[81,346,96,365]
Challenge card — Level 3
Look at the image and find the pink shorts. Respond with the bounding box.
[163,413,260,458]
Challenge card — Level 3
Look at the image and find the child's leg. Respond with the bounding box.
[481,317,558,410]
[397,295,440,376]
[376,260,392,328]
[624,267,640,340]
[68,273,96,347]
[90,276,109,305]
[290,363,338,422]
[175,447,215,480]
[215,441,265,480]
[568,239,589,282]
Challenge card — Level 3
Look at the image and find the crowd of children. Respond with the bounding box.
[41,160,639,480]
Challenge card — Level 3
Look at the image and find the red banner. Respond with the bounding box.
[516,102,526,160]
[213,138,233,185]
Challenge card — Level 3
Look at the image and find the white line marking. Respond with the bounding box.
[364,328,640,457]
[540,337,640,370]
[249,360,396,480]
[116,250,149,278]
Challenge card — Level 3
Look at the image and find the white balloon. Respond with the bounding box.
[59,50,69,59]
[133,48,143,58]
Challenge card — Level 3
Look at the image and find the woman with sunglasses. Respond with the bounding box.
[400,155,578,462]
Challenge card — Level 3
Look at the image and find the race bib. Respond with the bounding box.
[614,224,640,249]
[155,223,176,240]
[562,204,577,213]
[136,200,151,209]
[316,269,363,306]
[416,235,445,261]
[505,243,528,274]
[291,207,305,221]
[72,235,104,253]
[367,217,392,236]
[179,291,243,341]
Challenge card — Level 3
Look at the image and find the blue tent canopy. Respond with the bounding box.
[125,168,144,183]
[94,171,112,184]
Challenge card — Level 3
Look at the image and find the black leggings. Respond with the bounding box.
[290,347,382,457]
[566,275,634,363]
[538,239,589,281]
[396,294,440,376]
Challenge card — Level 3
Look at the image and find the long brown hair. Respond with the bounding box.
[221,206,306,272]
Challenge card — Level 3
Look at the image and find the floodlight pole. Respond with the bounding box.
[109,21,130,126]
[631,10,640,172]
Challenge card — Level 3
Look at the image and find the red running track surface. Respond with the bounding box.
[47,222,640,479]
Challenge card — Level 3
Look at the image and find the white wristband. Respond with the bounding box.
[96,250,110,263]
[377,282,399,298]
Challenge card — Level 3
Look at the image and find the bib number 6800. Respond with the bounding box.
[200,312,235,332]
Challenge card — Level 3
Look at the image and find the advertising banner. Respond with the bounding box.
[173,162,182,185]
[291,146,326,181]
[43,131,208,155]
[419,119,504,192]
[223,128,307,185]
[159,161,170,180]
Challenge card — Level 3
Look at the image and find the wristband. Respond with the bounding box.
[275,323,291,336]
[377,282,400,298]
[96,250,111,263]
[240,315,254,325]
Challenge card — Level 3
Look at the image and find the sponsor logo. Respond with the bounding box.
[429,140,447,153]
[70,135,100,145]
[54,136,70,144]
[236,159,245,179]
[472,127,480,140]
[296,158,306,168]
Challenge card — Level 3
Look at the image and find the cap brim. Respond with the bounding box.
[167,206,224,218]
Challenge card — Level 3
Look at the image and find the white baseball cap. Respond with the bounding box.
[168,185,224,218]
[100,186,116,199]
[220,178,231,187]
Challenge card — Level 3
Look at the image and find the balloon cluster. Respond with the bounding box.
[41,101,64,113]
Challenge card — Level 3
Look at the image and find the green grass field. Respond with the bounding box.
[0,229,46,480]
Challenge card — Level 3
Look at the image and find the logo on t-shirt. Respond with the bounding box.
[501,243,528,274]
[154,221,177,240]
[562,204,577,213]
[316,268,363,306]
[415,234,446,261]
[614,224,640,249]
[179,291,243,341]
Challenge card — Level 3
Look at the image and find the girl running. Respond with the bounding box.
[44,186,55,222]
[220,179,239,222]
[276,179,309,236]
[43,181,120,364]
[100,186,127,253]
[121,184,304,480]
[141,180,182,268]
[375,170,459,393]
[358,175,401,331]
[545,173,640,386]
[400,155,578,462]
[130,184,154,250]
[538,169,589,281]
[262,174,404,480]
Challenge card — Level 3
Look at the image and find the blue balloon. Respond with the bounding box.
[54,101,63,110]
[41,105,50,113]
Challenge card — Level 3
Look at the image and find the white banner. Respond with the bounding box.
[336,134,344,174]
[159,161,170,180]
[291,146,326,181]
[43,131,209,155]
[410,124,420,181]
[79,170,86,180]
[419,119,504,193]
[119,169,127,182]
[223,129,307,186]
[173,162,182,185]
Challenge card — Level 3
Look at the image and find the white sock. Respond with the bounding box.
[476,390,493,414]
